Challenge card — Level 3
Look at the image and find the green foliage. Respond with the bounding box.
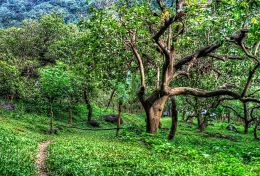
[39,62,72,101]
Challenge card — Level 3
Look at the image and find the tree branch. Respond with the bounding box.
[221,105,243,119]
[168,87,241,99]
[241,62,260,97]
[208,54,243,61]
[174,42,222,70]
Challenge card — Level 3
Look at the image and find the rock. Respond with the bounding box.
[3,103,16,110]
[226,124,238,132]
[103,114,123,124]
[88,119,100,127]
[206,132,237,141]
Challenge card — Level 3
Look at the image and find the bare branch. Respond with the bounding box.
[173,71,189,78]
[208,54,243,61]
[128,30,146,104]
[254,42,260,56]
[250,106,260,120]
[221,105,243,119]
[174,42,222,70]
[156,0,165,12]
[153,16,177,42]
[246,89,260,97]
[241,62,260,97]
[168,87,241,99]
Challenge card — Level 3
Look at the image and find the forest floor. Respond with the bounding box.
[0,106,259,176]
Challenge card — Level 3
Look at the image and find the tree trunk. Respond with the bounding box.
[116,101,122,137]
[203,115,208,127]
[49,105,54,132]
[194,97,204,132]
[68,108,72,125]
[197,114,205,132]
[227,112,231,124]
[144,95,169,133]
[243,102,249,134]
[106,89,115,110]
[84,89,92,122]
[182,111,186,121]
[244,120,249,134]
[168,97,178,140]
[254,123,258,139]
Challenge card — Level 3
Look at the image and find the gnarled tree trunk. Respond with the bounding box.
[143,95,169,133]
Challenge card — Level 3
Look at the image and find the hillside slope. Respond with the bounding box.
[0,0,89,28]
[0,108,259,176]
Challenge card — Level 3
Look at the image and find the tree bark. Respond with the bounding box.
[116,101,122,137]
[143,95,169,133]
[244,120,249,134]
[168,97,178,140]
[68,108,72,125]
[182,111,186,121]
[83,89,92,122]
[197,113,205,132]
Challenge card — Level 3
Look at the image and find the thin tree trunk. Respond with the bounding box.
[84,89,92,122]
[244,120,249,134]
[227,112,231,124]
[182,111,185,121]
[197,114,205,132]
[243,102,249,134]
[116,101,122,137]
[203,115,208,127]
[253,123,258,139]
[106,89,115,110]
[49,105,54,132]
[168,97,178,140]
[68,108,72,125]
[194,98,204,132]
[156,66,160,89]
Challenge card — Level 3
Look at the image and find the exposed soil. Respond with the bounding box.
[36,140,50,176]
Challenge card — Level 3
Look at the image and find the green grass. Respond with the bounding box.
[0,106,259,176]
[0,111,47,176]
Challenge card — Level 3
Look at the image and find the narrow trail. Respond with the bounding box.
[36,140,50,176]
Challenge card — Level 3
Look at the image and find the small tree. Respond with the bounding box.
[115,82,129,137]
[39,62,72,133]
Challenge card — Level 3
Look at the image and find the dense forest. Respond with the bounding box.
[0,0,259,175]
[0,0,115,27]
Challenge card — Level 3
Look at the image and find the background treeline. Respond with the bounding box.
[0,0,122,28]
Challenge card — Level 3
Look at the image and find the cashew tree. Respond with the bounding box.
[113,0,260,138]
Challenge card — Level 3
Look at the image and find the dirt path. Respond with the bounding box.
[36,140,50,176]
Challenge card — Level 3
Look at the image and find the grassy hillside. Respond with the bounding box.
[0,106,259,176]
